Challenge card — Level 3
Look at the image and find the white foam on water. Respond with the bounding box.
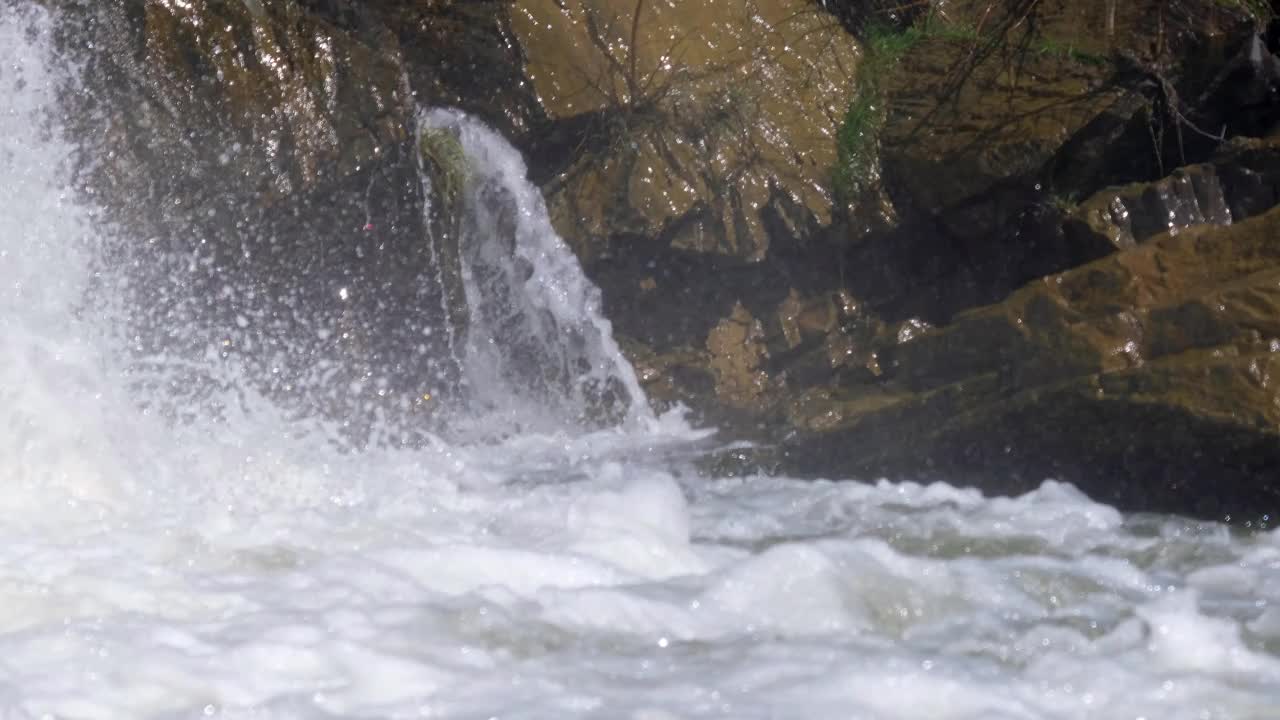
[1,6,1280,719]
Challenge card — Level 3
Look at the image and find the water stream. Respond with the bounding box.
[421,108,649,437]
[1,6,1279,719]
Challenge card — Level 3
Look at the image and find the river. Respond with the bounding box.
[1,5,1278,719]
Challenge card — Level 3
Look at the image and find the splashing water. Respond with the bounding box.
[422,108,650,436]
[2,6,1280,719]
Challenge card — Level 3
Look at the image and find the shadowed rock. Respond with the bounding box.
[785,205,1280,521]
[46,0,508,442]
[844,0,1272,323]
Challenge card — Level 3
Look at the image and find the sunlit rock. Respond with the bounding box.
[512,0,858,261]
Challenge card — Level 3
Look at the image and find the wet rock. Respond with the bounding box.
[587,1,1280,521]
[706,303,774,411]
[845,0,1276,322]
[512,0,857,262]
[784,206,1280,521]
[879,43,1114,221]
[1214,134,1280,218]
[1065,164,1233,251]
[373,0,546,142]
[49,0,493,440]
[617,338,714,412]
[1060,134,1280,257]
[843,28,1128,320]
[588,238,841,352]
[816,0,931,37]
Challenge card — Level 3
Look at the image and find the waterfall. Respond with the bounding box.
[419,108,651,436]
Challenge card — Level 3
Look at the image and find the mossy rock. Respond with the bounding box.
[419,127,470,211]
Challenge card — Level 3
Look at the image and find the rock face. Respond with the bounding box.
[563,0,1280,520]
[785,204,1280,519]
[1063,136,1280,251]
[50,0,534,441]
[512,0,857,262]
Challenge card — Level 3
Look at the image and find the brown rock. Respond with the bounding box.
[785,206,1280,520]
[1064,136,1280,251]
[512,0,857,261]
[845,0,1274,322]
[706,303,773,410]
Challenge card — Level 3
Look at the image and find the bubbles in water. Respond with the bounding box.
[0,6,1278,719]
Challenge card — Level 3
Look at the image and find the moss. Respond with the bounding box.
[832,94,880,203]
[863,21,923,63]
[418,127,469,208]
[920,17,978,44]
[832,22,923,204]
[831,9,1120,205]
[1034,37,1108,67]
[832,16,988,204]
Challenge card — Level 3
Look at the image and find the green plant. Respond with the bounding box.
[862,21,923,65]
[832,13,993,204]
[832,93,880,203]
[921,15,979,44]
[418,127,469,209]
[1034,37,1108,67]
[830,21,924,204]
[1048,191,1081,213]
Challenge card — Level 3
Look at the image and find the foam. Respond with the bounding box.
[1,7,1279,719]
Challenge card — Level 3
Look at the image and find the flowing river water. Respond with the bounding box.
[2,6,1280,719]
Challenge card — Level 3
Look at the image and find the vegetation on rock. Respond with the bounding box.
[419,128,470,212]
[634,0,1280,519]
[831,21,922,206]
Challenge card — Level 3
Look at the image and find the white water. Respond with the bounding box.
[2,7,1280,719]
[422,108,649,435]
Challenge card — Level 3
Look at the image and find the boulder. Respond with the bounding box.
[784,205,1280,521]
[1061,134,1280,251]
[511,0,858,262]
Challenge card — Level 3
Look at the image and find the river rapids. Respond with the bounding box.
[1,6,1279,719]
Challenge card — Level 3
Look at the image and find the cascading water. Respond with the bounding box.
[0,4,145,515]
[420,108,650,436]
[3,5,1280,719]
